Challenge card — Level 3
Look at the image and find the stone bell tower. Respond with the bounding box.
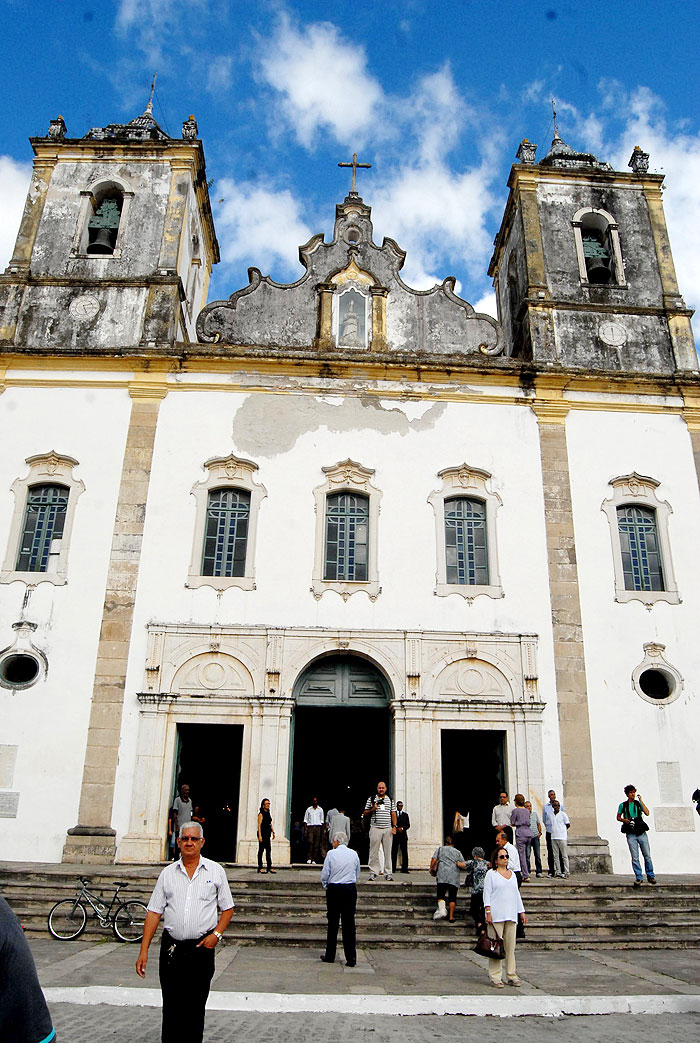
[489,132,696,374]
[0,102,219,351]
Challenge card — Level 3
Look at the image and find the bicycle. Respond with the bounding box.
[47,876,148,942]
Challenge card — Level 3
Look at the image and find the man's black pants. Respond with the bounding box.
[324,883,357,963]
[546,831,555,875]
[391,831,409,872]
[159,930,215,1043]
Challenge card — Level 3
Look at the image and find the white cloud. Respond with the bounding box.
[258,16,383,147]
[213,180,313,285]
[0,157,31,272]
[473,291,497,318]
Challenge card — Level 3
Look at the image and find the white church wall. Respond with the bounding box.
[0,384,131,860]
[567,407,700,873]
[110,385,565,844]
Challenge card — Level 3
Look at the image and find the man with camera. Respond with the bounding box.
[617,784,656,887]
[363,781,396,881]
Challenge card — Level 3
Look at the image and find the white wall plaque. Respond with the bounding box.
[654,806,695,832]
[657,761,683,804]
[0,791,20,818]
[0,746,18,789]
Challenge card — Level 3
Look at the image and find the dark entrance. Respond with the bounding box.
[175,723,243,863]
[441,730,506,857]
[290,655,392,864]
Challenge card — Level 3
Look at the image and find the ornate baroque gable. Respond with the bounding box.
[197,192,504,357]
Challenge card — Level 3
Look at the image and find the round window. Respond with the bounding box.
[0,653,42,690]
[638,668,673,701]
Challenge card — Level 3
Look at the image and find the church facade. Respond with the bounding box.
[0,106,698,872]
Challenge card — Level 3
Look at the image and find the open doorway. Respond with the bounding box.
[290,705,391,863]
[441,729,506,857]
[174,723,243,863]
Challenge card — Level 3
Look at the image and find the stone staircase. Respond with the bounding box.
[2,863,699,949]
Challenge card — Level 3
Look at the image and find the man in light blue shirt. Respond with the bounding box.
[320,831,360,967]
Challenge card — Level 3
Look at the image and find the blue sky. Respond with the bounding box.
[2,0,700,324]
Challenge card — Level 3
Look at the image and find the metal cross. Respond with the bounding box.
[338,153,371,194]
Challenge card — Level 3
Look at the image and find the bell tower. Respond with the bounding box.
[489,133,696,374]
[0,104,219,350]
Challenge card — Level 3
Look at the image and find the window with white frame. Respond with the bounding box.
[572,207,626,287]
[1,452,84,586]
[312,460,381,601]
[428,464,503,601]
[601,473,679,606]
[187,454,266,591]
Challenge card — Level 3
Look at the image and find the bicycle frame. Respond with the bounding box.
[76,878,126,927]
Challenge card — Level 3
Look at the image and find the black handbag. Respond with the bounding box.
[473,925,505,960]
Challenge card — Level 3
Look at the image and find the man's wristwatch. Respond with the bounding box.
[212,930,223,941]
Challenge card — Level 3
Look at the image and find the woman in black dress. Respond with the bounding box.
[257,798,275,873]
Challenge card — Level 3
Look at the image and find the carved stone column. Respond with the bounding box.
[533,397,612,872]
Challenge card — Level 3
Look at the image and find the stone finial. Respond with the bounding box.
[182,114,198,141]
[628,145,649,174]
[48,115,67,141]
[516,138,537,164]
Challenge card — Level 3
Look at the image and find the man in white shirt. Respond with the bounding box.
[549,800,571,877]
[491,791,514,832]
[320,831,361,966]
[304,796,325,864]
[171,782,193,847]
[542,789,565,877]
[136,821,234,1043]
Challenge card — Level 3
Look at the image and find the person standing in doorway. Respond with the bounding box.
[392,801,410,873]
[257,798,275,874]
[136,822,234,1043]
[320,831,360,966]
[363,781,396,881]
[452,808,469,857]
[617,784,656,887]
[524,801,542,877]
[329,805,351,847]
[171,782,193,841]
[304,796,324,864]
[491,791,514,833]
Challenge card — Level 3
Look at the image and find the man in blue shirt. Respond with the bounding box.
[320,831,361,967]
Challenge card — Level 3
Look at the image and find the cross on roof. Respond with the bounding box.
[338,153,371,195]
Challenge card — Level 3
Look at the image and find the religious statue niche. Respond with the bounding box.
[336,287,369,349]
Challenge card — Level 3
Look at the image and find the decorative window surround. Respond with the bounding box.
[187,453,266,591]
[71,175,134,259]
[1,452,84,586]
[428,464,504,602]
[632,642,683,706]
[572,206,626,288]
[312,459,381,601]
[602,472,679,607]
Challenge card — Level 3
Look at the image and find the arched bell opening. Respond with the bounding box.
[289,652,393,864]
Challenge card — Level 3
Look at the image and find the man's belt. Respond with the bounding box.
[162,927,215,949]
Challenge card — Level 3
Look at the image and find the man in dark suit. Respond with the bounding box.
[392,801,411,874]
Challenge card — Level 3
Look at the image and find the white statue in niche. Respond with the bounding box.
[338,289,366,347]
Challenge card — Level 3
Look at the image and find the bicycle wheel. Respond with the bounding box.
[113,901,148,942]
[48,899,87,940]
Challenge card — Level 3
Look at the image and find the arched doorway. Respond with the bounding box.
[290,654,392,863]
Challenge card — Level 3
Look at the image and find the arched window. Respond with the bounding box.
[202,488,251,578]
[444,497,489,586]
[16,484,69,572]
[601,473,679,607]
[572,208,625,287]
[324,492,369,581]
[86,190,123,255]
[616,505,664,592]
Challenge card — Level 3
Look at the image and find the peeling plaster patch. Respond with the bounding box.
[377,398,436,421]
[231,393,447,456]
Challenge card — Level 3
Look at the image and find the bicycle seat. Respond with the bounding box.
[112,881,129,888]
[78,876,91,885]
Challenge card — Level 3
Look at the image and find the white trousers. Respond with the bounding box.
[368,826,393,875]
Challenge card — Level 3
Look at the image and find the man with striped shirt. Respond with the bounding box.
[136,821,234,1042]
[363,781,397,881]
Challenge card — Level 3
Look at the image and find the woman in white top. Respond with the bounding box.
[482,849,526,987]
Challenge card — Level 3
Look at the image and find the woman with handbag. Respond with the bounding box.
[482,848,526,987]
[430,835,466,923]
[616,784,656,887]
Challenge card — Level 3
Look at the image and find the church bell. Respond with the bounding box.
[86,227,116,255]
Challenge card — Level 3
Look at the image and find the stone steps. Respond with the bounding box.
[3,863,700,949]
